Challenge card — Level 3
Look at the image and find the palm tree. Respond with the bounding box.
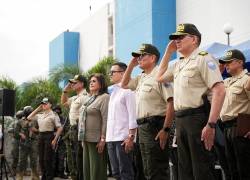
[13,56,116,110]
[0,75,17,90]
[84,56,116,85]
[16,77,61,110]
[49,64,80,85]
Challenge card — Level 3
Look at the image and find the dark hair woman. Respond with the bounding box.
[78,73,109,180]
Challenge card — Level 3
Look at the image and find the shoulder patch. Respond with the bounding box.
[199,51,208,56]
[207,60,216,70]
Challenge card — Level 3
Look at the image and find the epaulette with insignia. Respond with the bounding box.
[199,51,208,56]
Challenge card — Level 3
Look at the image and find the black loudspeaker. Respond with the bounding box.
[0,89,15,116]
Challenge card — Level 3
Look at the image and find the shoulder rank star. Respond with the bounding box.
[198,51,208,56]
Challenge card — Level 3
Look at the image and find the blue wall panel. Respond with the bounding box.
[49,32,80,71]
[49,33,65,71]
[152,0,176,60]
[115,0,176,75]
[115,0,153,75]
[64,32,80,66]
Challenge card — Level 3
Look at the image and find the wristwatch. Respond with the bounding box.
[163,127,171,133]
[207,122,216,129]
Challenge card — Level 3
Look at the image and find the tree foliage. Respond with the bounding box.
[2,56,116,111]
[16,77,61,110]
[84,56,116,85]
[49,64,80,84]
[0,75,17,90]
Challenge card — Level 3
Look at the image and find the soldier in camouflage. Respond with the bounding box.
[8,110,24,175]
[16,106,39,180]
[53,105,68,179]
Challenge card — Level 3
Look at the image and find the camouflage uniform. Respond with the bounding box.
[16,118,39,180]
[54,114,67,178]
[9,118,21,173]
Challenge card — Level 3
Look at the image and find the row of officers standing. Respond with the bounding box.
[10,23,250,180]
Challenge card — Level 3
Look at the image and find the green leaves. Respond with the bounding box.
[1,56,117,112]
[0,75,17,90]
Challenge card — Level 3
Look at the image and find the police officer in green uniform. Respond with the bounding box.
[219,49,250,180]
[16,106,39,180]
[53,105,68,179]
[61,74,88,180]
[121,44,174,180]
[157,23,226,180]
[9,110,24,175]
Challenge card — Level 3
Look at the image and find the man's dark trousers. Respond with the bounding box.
[175,112,216,180]
[138,117,169,180]
[224,122,250,180]
[107,141,134,180]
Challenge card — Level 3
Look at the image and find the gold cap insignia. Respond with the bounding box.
[226,51,233,58]
[177,24,185,32]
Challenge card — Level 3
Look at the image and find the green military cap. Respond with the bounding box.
[169,23,201,40]
[132,43,160,59]
[69,74,86,84]
[219,49,246,64]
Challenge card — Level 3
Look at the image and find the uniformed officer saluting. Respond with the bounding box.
[219,49,250,180]
[157,23,226,180]
[121,43,174,180]
[28,98,63,180]
[61,74,88,180]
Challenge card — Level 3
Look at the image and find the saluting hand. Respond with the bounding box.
[201,125,215,151]
[64,82,72,92]
[129,57,139,68]
[155,129,168,150]
[166,40,177,54]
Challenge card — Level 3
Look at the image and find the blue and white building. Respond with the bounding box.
[49,0,250,72]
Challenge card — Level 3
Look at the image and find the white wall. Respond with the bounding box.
[74,5,109,72]
[177,0,250,46]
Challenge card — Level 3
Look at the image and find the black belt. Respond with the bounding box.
[222,118,237,128]
[136,116,165,125]
[175,105,205,117]
[39,131,54,135]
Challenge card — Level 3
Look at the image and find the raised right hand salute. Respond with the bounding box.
[157,40,177,82]
[121,57,138,89]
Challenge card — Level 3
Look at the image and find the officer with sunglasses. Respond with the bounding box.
[121,43,174,180]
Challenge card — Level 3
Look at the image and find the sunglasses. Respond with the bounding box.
[174,35,194,41]
[137,53,152,61]
[109,70,124,75]
[70,81,78,85]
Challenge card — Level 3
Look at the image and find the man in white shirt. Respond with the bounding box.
[106,62,137,180]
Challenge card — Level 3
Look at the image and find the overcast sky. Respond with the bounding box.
[0,0,111,85]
